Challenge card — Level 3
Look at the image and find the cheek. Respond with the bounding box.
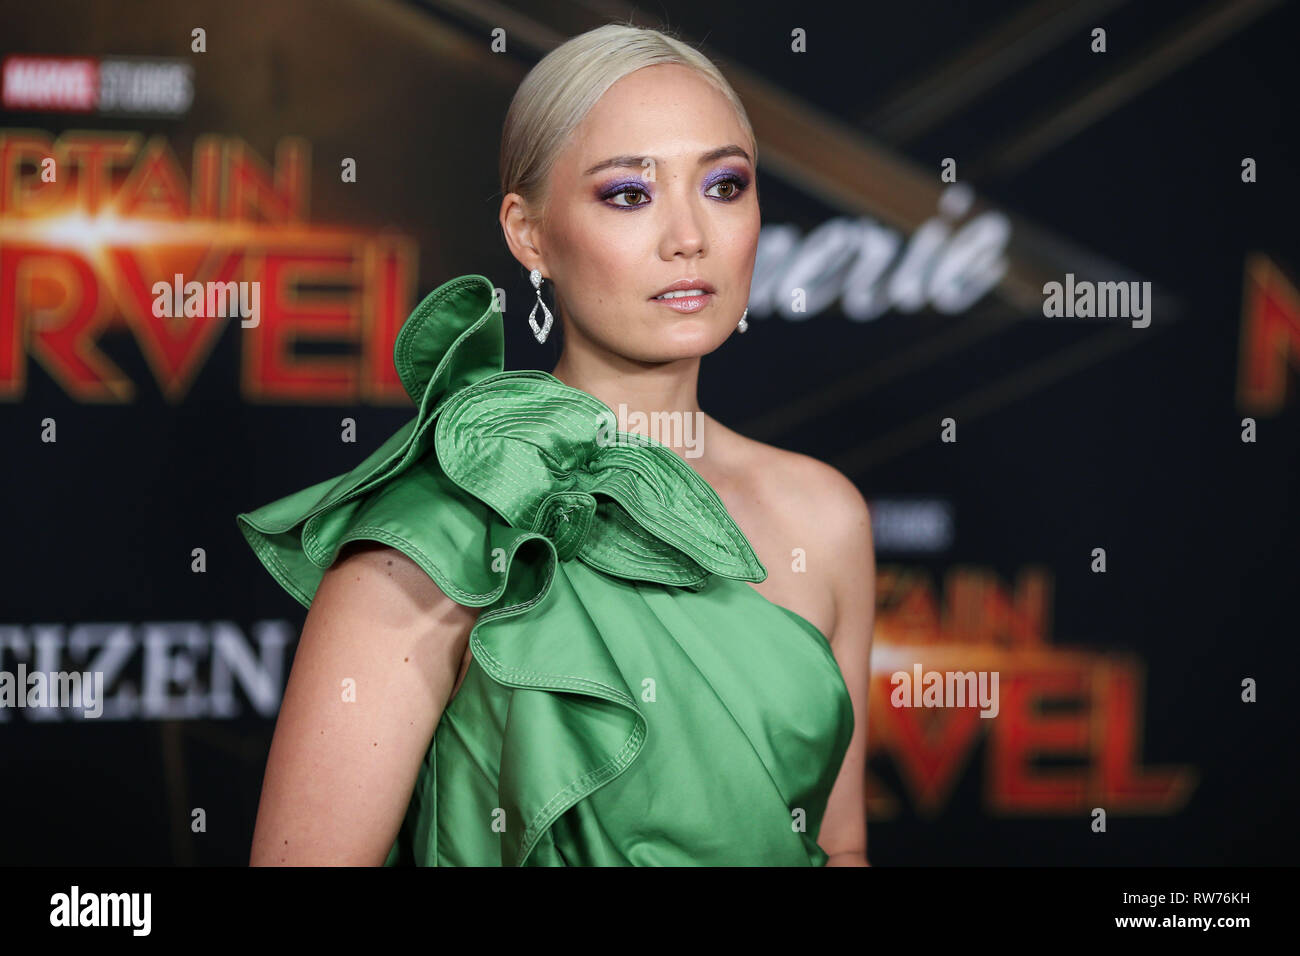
[559,215,647,297]
[715,209,761,282]
[733,204,761,254]
[543,217,634,334]
[552,206,638,274]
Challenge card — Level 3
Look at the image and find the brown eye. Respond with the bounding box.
[608,186,650,207]
[705,176,747,201]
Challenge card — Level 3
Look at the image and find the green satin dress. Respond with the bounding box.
[237,273,854,866]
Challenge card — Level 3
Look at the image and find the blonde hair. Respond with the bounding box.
[499,22,756,224]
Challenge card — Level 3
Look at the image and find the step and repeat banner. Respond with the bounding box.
[2,0,1296,865]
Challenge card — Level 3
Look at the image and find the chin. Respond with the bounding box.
[663,313,729,343]
[639,329,727,362]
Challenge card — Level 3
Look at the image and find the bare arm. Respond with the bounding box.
[816,476,875,867]
[249,540,479,865]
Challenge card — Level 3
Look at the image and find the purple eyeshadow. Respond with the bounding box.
[597,178,649,199]
[703,167,749,189]
[595,168,751,207]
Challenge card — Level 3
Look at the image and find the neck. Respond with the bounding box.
[549,337,711,465]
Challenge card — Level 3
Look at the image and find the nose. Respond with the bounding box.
[657,180,707,260]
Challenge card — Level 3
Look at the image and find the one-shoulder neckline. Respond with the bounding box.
[747,585,833,648]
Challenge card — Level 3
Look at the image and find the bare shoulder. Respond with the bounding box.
[317,540,477,628]
[719,424,872,547]
[713,423,874,620]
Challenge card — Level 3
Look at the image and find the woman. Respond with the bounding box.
[239,22,875,866]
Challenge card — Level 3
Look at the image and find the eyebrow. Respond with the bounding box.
[583,145,751,176]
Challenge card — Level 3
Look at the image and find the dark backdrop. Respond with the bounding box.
[2,0,1296,864]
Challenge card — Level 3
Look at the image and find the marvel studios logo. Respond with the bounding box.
[2,55,193,116]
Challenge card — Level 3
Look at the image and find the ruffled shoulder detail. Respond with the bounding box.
[236,273,770,865]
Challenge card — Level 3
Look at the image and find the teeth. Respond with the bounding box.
[656,289,707,299]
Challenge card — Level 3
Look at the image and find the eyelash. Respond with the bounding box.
[599,172,750,209]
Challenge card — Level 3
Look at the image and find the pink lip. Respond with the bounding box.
[650,278,716,298]
[651,292,714,314]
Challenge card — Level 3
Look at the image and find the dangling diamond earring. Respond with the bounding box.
[529,268,553,343]
[737,307,749,333]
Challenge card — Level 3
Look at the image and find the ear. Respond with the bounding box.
[499,192,547,276]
